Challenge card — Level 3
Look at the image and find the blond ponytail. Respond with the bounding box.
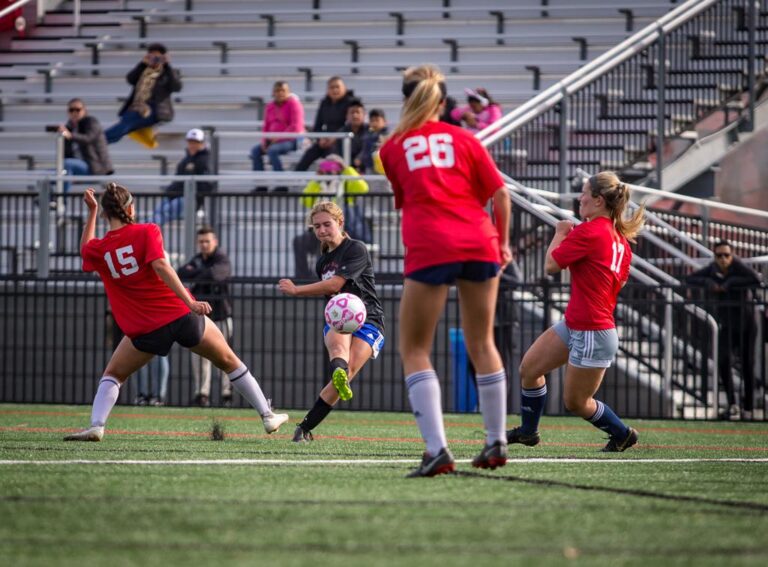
[391,65,446,139]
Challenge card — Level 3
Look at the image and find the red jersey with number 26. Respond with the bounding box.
[550,216,631,331]
[379,121,505,275]
[82,223,190,338]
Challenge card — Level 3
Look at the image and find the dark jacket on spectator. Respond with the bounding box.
[357,126,388,173]
[686,258,761,323]
[335,121,367,165]
[177,247,232,321]
[312,89,356,133]
[167,147,215,208]
[118,62,183,122]
[64,115,114,175]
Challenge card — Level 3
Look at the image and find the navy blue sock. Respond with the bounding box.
[520,385,547,434]
[587,400,630,439]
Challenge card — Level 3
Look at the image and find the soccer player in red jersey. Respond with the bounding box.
[65,183,288,441]
[506,171,645,452]
[379,65,511,477]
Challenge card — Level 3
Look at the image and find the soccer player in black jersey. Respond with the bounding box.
[278,200,385,442]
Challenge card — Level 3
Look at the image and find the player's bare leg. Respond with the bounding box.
[457,277,508,469]
[64,337,154,441]
[192,317,288,434]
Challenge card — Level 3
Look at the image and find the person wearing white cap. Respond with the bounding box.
[450,87,502,134]
[150,128,215,224]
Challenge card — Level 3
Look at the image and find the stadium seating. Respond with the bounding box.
[0,0,677,181]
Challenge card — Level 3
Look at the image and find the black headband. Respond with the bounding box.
[587,175,600,194]
[402,80,447,101]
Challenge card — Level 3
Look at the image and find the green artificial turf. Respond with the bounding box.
[1,404,767,566]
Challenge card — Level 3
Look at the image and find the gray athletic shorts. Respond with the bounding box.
[553,320,619,369]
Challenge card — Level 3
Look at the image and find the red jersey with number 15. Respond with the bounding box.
[550,216,632,331]
[379,120,505,275]
[82,223,191,338]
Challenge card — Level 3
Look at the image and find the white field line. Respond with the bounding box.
[0,458,767,466]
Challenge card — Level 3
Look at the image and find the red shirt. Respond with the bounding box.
[379,121,505,275]
[550,216,632,330]
[82,223,191,338]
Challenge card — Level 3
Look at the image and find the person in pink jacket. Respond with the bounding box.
[251,81,305,191]
[450,88,502,134]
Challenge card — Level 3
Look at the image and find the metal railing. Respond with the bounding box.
[479,0,767,192]
[1,172,765,419]
[1,277,763,420]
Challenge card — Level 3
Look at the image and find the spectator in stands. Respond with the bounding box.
[293,154,370,279]
[450,88,502,134]
[295,76,356,171]
[440,95,462,127]
[58,98,113,192]
[354,108,388,174]
[105,43,182,144]
[151,128,214,225]
[251,81,305,192]
[178,226,234,408]
[335,98,368,170]
[686,240,762,421]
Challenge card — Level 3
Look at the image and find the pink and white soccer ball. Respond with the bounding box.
[324,293,367,334]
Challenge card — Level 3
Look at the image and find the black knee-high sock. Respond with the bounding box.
[299,397,333,432]
[330,357,348,373]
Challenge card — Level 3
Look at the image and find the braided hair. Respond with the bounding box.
[586,171,645,242]
[100,182,135,225]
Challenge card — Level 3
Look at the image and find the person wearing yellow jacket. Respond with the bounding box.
[294,155,371,278]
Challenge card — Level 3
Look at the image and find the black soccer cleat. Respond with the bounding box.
[406,448,456,478]
[506,426,541,447]
[291,425,314,443]
[471,440,508,470]
[601,427,639,453]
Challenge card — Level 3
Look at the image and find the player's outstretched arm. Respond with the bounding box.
[278,276,345,297]
[80,188,99,255]
[152,257,212,315]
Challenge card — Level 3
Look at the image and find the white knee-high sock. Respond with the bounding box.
[90,376,121,427]
[228,364,270,416]
[476,369,507,444]
[405,370,448,456]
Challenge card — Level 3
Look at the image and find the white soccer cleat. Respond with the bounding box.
[63,425,104,442]
[262,412,289,434]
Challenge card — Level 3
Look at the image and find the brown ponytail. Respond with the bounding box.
[100,182,135,225]
[587,171,645,242]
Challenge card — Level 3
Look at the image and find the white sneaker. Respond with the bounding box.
[262,412,289,434]
[63,425,104,442]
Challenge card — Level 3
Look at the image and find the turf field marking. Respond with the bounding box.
[2,408,768,437]
[455,470,768,513]
[1,457,767,465]
[3,425,768,452]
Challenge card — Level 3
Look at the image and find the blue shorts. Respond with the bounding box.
[553,320,619,369]
[323,322,385,359]
[407,261,500,285]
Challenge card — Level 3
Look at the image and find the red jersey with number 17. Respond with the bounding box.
[550,216,632,331]
[82,223,190,338]
[379,120,505,275]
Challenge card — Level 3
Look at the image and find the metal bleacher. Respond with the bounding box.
[0,0,678,183]
[479,0,768,193]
